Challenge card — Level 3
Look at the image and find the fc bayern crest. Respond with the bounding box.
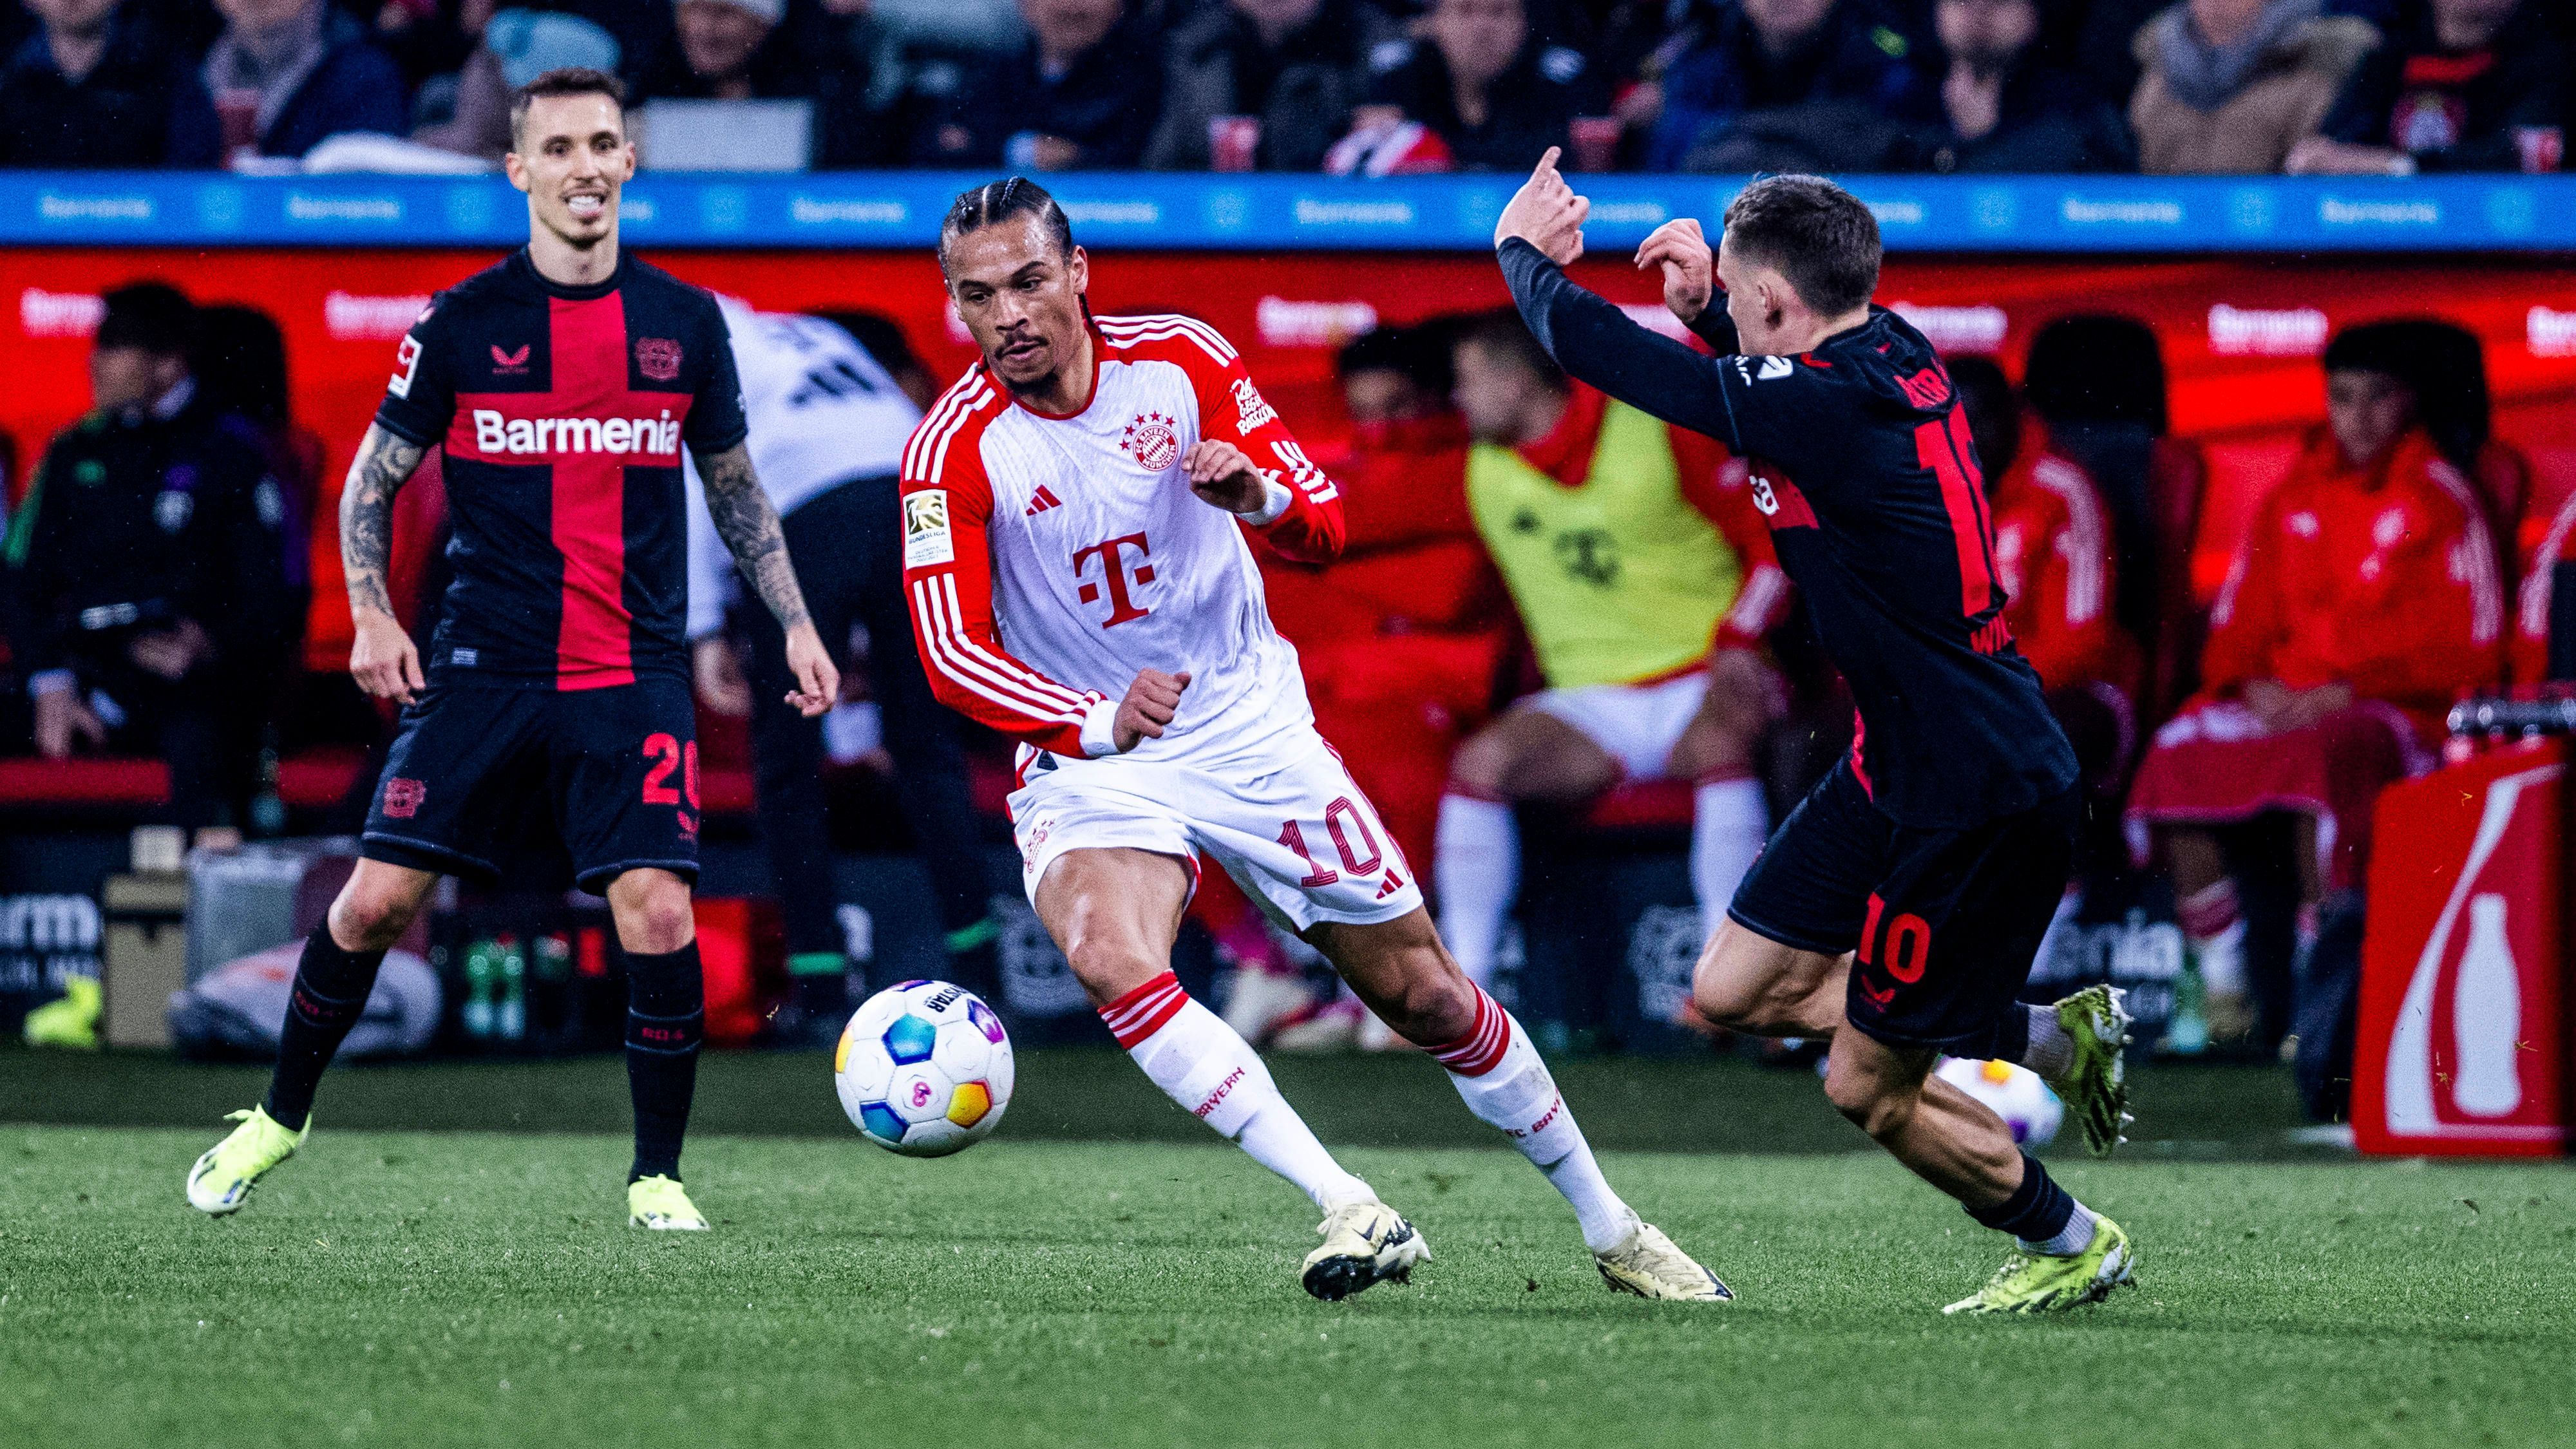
[636,337,683,381]
[1121,412,1180,471]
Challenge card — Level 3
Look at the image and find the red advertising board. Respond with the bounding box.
[2353,738,2568,1157]
[5,248,2575,668]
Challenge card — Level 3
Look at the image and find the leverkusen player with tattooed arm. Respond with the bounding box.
[185,68,838,1232]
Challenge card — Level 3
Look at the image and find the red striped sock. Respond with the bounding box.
[1098,971,1190,1050]
[1428,985,1511,1077]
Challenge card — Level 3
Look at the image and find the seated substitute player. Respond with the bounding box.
[184,68,840,1232]
[1435,308,1790,987]
[904,177,1723,1303]
[1492,156,2136,1314]
[2127,324,2506,1043]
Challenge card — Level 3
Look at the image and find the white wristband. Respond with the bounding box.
[1241,478,1294,527]
[1078,697,1124,758]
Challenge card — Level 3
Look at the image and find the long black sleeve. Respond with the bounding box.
[1497,238,1749,453]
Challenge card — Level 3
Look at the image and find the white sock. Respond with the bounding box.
[1430,986,1636,1253]
[1690,777,1768,940]
[1102,972,1372,1211]
[2020,1199,2100,1258]
[2020,1004,2075,1079]
[1435,793,1519,988]
[2194,919,2249,994]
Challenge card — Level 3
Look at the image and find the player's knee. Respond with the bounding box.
[1690,940,1781,1031]
[330,876,425,951]
[1823,1065,1917,1142]
[1383,954,1479,1043]
[1061,933,1162,1000]
[608,871,697,954]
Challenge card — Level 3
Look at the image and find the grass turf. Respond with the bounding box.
[3,1054,2573,1448]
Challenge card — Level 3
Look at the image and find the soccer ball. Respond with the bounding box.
[1935,1056,2063,1150]
[833,980,1015,1157]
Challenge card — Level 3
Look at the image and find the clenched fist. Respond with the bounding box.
[1115,668,1191,753]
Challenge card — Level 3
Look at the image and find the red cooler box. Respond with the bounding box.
[2353,738,2569,1156]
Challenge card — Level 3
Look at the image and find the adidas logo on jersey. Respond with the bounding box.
[471,409,682,458]
[1025,485,1063,516]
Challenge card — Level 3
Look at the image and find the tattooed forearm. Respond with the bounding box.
[341,424,426,620]
[696,443,811,630]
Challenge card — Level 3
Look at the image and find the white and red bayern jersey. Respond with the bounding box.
[899,314,1345,768]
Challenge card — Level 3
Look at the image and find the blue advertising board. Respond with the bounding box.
[0,171,2568,253]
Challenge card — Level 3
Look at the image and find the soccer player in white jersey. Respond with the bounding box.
[899,176,1726,1303]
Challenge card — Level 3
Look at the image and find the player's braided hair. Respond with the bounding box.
[938,178,1076,272]
[1720,174,1881,319]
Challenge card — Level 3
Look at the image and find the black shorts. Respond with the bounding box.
[361,676,700,895]
[1728,759,2077,1052]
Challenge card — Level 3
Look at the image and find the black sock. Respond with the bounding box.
[1965,1152,2077,1244]
[625,943,705,1182]
[1985,1006,2031,1066]
[263,928,388,1132]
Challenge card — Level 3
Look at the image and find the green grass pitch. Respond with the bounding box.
[3,1048,2571,1449]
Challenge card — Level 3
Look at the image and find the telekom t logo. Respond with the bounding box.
[1072,533,1155,627]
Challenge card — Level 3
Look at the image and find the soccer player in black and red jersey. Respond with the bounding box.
[185,68,839,1232]
[1493,156,2140,1314]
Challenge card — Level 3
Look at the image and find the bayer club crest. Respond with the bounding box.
[1121,411,1180,471]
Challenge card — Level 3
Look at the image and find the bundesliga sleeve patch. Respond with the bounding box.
[904,489,954,568]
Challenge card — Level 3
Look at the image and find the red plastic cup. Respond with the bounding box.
[1569,116,1621,173]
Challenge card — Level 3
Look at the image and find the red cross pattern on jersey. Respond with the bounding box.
[446,292,694,688]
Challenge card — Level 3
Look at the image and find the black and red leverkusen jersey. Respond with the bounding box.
[1502,240,2078,829]
[374,249,746,689]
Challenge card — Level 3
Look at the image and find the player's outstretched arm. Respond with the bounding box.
[341,423,429,705]
[1496,237,1749,455]
[696,441,839,717]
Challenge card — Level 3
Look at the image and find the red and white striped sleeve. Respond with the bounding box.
[1110,314,1347,564]
[900,373,1120,759]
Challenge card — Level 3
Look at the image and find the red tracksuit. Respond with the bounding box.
[1987,430,2132,695]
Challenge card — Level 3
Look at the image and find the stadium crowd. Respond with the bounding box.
[1,267,2564,1097]
[0,0,2566,174]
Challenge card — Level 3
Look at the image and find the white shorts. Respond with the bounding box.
[1527,670,1709,781]
[1008,730,1424,932]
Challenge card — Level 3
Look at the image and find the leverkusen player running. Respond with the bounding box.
[1493,155,2137,1314]
[185,69,839,1232]
[902,177,1723,1303]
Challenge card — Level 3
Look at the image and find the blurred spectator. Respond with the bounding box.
[1907,0,2134,169]
[2126,321,2506,1046]
[0,0,223,167]
[912,0,1162,169]
[1,283,300,831]
[2128,0,2378,173]
[204,0,410,160]
[366,0,472,91]
[639,0,794,102]
[1146,0,1394,171]
[413,6,622,163]
[1642,0,1934,171]
[1434,311,1789,990]
[1335,0,1602,174]
[632,0,896,167]
[2289,0,2568,173]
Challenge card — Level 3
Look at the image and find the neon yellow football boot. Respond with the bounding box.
[627,1174,708,1231]
[2048,985,2134,1157]
[185,1106,308,1215]
[1943,1215,2136,1314]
